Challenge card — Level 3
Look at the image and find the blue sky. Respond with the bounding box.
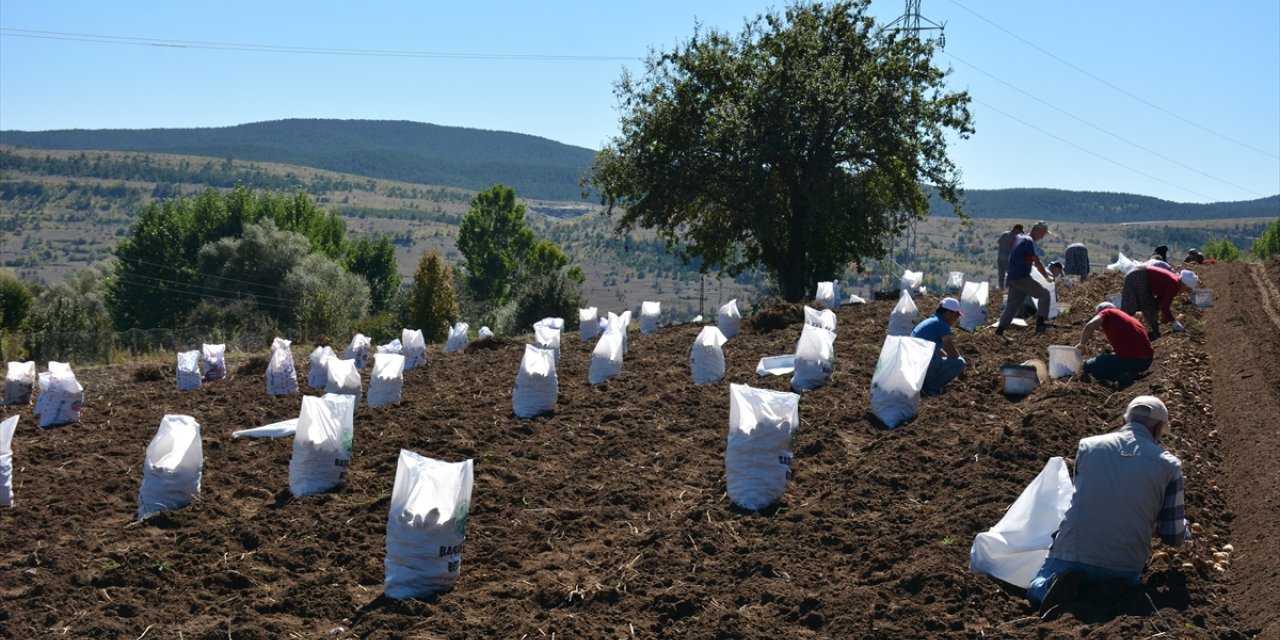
[2,1,1277,204]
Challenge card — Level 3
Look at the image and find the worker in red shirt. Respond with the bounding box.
[1075,302,1154,385]
[1119,266,1198,340]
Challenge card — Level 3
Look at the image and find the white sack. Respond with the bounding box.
[535,317,564,332]
[232,418,298,439]
[378,338,403,356]
[325,358,362,402]
[384,450,474,599]
[1030,268,1060,319]
[717,299,741,339]
[640,301,661,334]
[887,289,919,337]
[368,353,406,409]
[4,361,36,405]
[815,281,838,309]
[900,270,923,292]
[137,414,203,519]
[847,294,867,305]
[726,384,800,511]
[588,330,624,384]
[969,457,1075,588]
[478,326,494,339]
[958,281,990,332]
[289,394,356,497]
[791,324,836,392]
[513,345,558,418]
[947,271,965,293]
[804,305,837,332]
[869,336,934,429]
[201,343,226,381]
[176,350,201,391]
[37,365,83,429]
[616,310,632,353]
[579,307,599,341]
[307,346,335,388]
[345,333,372,369]
[266,337,299,396]
[0,415,17,507]
[1105,252,1144,276]
[402,329,427,370]
[690,326,728,385]
[446,323,470,353]
[534,323,562,364]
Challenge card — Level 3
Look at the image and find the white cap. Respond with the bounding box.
[1180,270,1199,288]
[939,297,964,315]
[1126,395,1170,431]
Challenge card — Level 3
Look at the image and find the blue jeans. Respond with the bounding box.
[1083,355,1152,384]
[922,356,966,396]
[1026,557,1141,605]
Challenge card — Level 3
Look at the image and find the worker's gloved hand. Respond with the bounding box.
[1171,320,1185,332]
[1074,343,1088,355]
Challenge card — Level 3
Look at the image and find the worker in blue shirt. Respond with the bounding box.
[910,297,967,396]
[996,221,1055,337]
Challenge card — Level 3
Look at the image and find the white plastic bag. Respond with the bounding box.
[201,343,226,381]
[958,281,989,332]
[536,317,564,332]
[402,329,427,370]
[718,299,741,339]
[947,271,964,293]
[325,358,362,402]
[1030,268,1060,319]
[289,394,356,497]
[887,289,919,337]
[232,418,298,439]
[0,415,17,507]
[478,326,494,339]
[579,307,599,341]
[588,330,625,384]
[969,457,1075,588]
[513,345,558,418]
[803,305,837,332]
[137,414,203,520]
[1105,252,1144,276]
[791,324,836,392]
[640,301,661,334]
[176,350,201,391]
[690,326,728,384]
[368,353,406,409]
[266,337,299,396]
[533,322,561,364]
[378,338,403,356]
[307,346,334,388]
[345,333,372,369]
[384,450,473,599]
[900,270,923,293]
[446,322,470,353]
[726,384,800,511]
[4,361,36,405]
[37,364,83,429]
[815,281,839,309]
[870,336,934,429]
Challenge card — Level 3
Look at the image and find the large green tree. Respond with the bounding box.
[406,250,460,343]
[346,235,402,313]
[456,184,537,307]
[587,0,973,301]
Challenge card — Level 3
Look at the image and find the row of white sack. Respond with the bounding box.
[331,329,429,370]
[3,361,84,428]
[887,275,1059,338]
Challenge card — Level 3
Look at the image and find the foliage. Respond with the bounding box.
[457,184,539,306]
[0,269,34,331]
[345,235,402,313]
[352,311,403,345]
[196,219,311,327]
[21,263,114,361]
[587,0,973,301]
[507,266,586,335]
[406,251,460,343]
[1203,236,1241,262]
[283,253,371,341]
[1251,218,1280,260]
[184,299,278,346]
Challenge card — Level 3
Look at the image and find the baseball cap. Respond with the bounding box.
[1031,221,1049,233]
[1126,395,1170,430]
[1048,261,1064,271]
[939,297,964,315]
[1179,269,1199,288]
[1095,301,1116,313]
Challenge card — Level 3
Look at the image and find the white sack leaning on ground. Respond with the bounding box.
[1,415,17,507]
[137,414,203,520]
[325,358,362,401]
[690,326,728,384]
[726,384,800,511]
[266,337,299,396]
[478,326,494,339]
[445,322,470,353]
[367,353,406,409]
[815,281,839,309]
[289,393,357,497]
[402,329,427,370]
[887,289,919,337]
[640,301,661,334]
[1106,252,1144,276]
[589,329,625,384]
[717,299,741,339]
[791,324,836,392]
[579,307,599,341]
[958,281,989,332]
[201,343,226,381]
[533,321,562,364]
[5,360,36,405]
[870,336,935,429]
[513,345,558,418]
[969,457,1075,588]
[308,346,335,388]
[345,333,371,368]
[176,350,201,391]
[803,305,837,332]
[35,362,83,429]
[1030,267,1060,319]
[384,450,473,599]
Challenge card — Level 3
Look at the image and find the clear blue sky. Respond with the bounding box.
[2,1,1277,204]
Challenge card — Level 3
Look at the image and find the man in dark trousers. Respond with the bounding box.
[1075,302,1153,385]
[995,221,1054,337]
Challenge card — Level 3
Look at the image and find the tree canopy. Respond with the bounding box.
[587,0,973,301]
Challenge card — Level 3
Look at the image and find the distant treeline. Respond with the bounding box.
[929,188,1278,223]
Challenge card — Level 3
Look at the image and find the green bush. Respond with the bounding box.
[1203,236,1241,262]
[1252,218,1280,260]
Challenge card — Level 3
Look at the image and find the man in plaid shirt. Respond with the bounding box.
[1027,395,1189,613]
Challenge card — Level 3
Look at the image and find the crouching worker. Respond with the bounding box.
[1076,302,1153,385]
[1027,396,1189,614]
[910,297,967,396]
[1120,266,1198,340]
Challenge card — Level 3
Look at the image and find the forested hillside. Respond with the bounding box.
[930,188,1278,222]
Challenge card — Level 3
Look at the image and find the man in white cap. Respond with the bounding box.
[909,297,966,396]
[995,221,1055,337]
[1027,395,1188,613]
[1120,265,1198,340]
[1075,301,1154,385]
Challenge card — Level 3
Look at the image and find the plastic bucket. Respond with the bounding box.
[1191,289,1214,308]
[1048,345,1082,378]
[1000,363,1040,396]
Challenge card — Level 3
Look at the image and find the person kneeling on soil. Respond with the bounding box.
[1027,396,1189,613]
[1075,302,1153,385]
[1120,266,1197,340]
[910,297,966,396]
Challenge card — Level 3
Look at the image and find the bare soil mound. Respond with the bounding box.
[1,263,1273,638]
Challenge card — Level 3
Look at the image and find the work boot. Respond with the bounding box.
[1035,319,1053,335]
[1038,570,1082,615]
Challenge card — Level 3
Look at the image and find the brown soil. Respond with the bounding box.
[1,262,1275,639]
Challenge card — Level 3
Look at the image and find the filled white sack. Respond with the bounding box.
[718,299,741,339]
[847,294,867,305]
[958,281,989,332]
[588,329,625,385]
[803,305,837,332]
[368,353,406,409]
[887,289,919,337]
[307,346,335,389]
[289,393,357,497]
[969,457,1075,588]
[870,336,934,429]
[266,337,299,396]
[37,364,83,429]
[384,450,474,599]
[402,329,427,370]
[176,350,201,391]
[791,323,836,392]
[32,361,71,417]
[815,281,839,309]
[579,307,600,341]
[201,343,226,381]
[377,338,403,356]
[4,361,36,406]
[478,326,494,339]
[1105,252,1144,276]
[445,322,470,353]
[726,384,800,511]
[615,310,632,353]
[345,333,372,369]
[947,271,965,293]
[534,322,561,364]
[0,415,17,507]
[325,358,363,403]
[535,317,565,332]
[513,345,558,418]
[690,326,728,385]
[232,418,298,439]
[640,301,661,334]
[900,270,923,293]
[1030,267,1060,319]
[137,414,203,520]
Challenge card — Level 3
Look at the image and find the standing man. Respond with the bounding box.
[1027,396,1188,612]
[996,224,1023,288]
[1120,266,1198,340]
[910,297,967,396]
[996,221,1054,337]
[1075,302,1153,385]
